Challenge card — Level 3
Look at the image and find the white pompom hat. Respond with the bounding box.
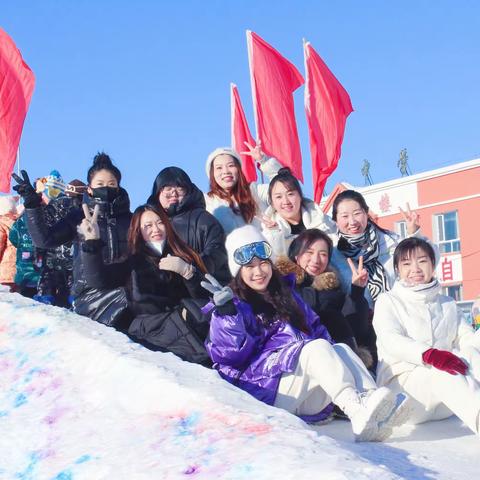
[205,147,242,178]
[225,225,274,277]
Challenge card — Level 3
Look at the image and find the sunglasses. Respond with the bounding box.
[233,241,272,266]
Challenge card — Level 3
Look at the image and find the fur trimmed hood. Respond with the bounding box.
[275,256,340,291]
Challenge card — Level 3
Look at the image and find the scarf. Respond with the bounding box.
[337,222,389,301]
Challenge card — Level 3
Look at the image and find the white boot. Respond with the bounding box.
[335,386,410,442]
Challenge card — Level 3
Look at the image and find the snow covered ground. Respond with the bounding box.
[0,291,478,479]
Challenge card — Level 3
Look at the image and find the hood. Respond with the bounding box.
[275,256,340,291]
[147,167,206,216]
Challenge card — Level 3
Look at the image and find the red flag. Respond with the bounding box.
[304,41,353,202]
[230,83,257,182]
[0,29,35,193]
[247,31,304,181]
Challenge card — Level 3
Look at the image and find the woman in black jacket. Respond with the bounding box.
[276,229,376,369]
[147,166,230,285]
[13,153,132,329]
[126,204,210,364]
[77,202,210,364]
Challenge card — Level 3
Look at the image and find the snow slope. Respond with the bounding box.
[0,292,478,479]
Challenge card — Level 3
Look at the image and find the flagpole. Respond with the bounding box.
[17,146,20,175]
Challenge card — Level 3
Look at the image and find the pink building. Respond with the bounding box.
[323,158,480,309]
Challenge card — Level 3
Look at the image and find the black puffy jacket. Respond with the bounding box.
[126,249,210,364]
[25,189,132,326]
[36,195,78,304]
[147,167,230,284]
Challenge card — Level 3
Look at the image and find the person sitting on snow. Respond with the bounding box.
[202,225,410,442]
[12,153,133,330]
[373,237,480,435]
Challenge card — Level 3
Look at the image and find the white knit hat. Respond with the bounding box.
[225,225,273,277]
[205,147,242,178]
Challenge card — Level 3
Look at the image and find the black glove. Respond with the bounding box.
[12,170,41,208]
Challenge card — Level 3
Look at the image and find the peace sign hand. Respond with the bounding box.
[11,170,41,208]
[77,204,100,240]
[399,202,420,235]
[200,273,234,306]
[347,256,369,288]
[241,140,265,163]
[256,214,278,230]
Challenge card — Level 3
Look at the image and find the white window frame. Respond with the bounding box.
[441,284,463,301]
[395,220,407,239]
[433,210,461,253]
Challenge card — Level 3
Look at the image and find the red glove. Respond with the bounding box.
[422,348,468,376]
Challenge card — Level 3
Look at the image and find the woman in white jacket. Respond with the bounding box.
[261,167,337,257]
[204,142,281,235]
[373,237,480,435]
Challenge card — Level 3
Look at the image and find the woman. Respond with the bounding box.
[13,153,132,329]
[205,142,281,234]
[125,204,210,364]
[276,229,375,368]
[332,189,420,303]
[261,167,337,257]
[373,237,480,435]
[147,166,230,284]
[202,225,409,442]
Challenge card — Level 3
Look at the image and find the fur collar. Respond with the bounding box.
[275,256,340,291]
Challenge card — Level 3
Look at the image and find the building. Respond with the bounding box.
[322,158,480,318]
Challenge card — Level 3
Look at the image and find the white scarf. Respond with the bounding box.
[147,240,166,256]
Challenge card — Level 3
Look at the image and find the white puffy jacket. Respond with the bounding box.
[373,280,480,386]
[261,199,337,257]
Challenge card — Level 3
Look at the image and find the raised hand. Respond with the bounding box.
[201,273,234,306]
[11,170,41,208]
[399,202,420,235]
[159,254,194,279]
[347,256,369,288]
[241,140,265,163]
[256,214,278,230]
[77,204,100,240]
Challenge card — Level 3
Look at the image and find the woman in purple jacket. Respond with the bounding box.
[202,225,410,442]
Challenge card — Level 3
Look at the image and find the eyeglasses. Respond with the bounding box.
[233,241,272,265]
[161,186,187,198]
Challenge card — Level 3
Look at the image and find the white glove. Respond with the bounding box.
[201,274,234,306]
[159,254,194,279]
[77,204,100,240]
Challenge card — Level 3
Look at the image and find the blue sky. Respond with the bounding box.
[3,0,479,208]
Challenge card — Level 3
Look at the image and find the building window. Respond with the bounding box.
[395,221,407,239]
[434,211,461,253]
[441,284,463,301]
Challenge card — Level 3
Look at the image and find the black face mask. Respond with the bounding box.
[91,186,120,202]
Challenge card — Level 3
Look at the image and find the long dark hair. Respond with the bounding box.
[207,154,257,223]
[268,167,305,208]
[128,204,207,273]
[332,189,391,235]
[288,229,334,264]
[87,152,122,185]
[231,260,309,333]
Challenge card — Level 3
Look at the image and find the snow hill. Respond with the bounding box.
[0,292,478,479]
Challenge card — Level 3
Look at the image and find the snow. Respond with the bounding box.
[0,292,478,479]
